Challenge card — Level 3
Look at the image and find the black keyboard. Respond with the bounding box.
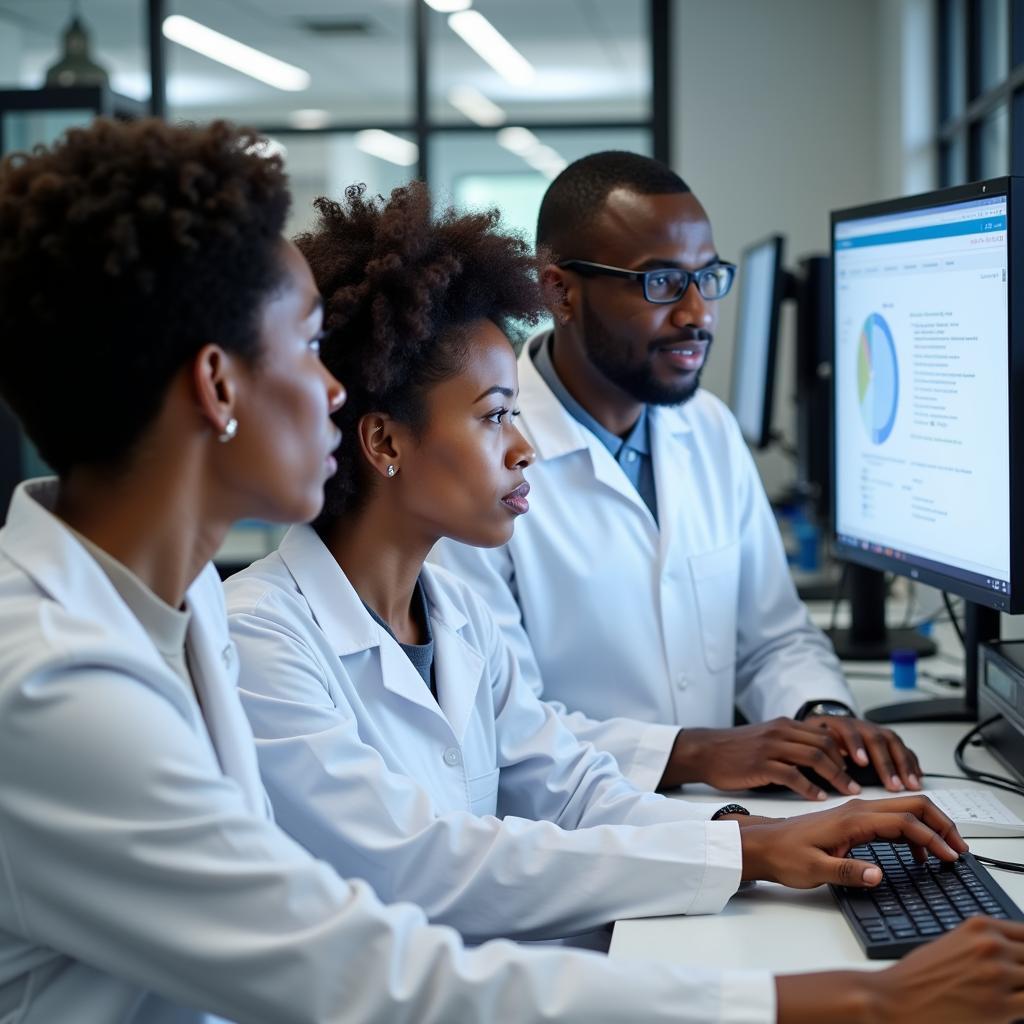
[831,841,1024,959]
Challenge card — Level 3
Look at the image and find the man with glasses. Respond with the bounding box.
[433,150,922,799]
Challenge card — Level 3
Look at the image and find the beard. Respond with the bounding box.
[579,295,711,407]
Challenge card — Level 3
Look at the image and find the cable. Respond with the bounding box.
[924,715,1024,799]
[975,854,1024,874]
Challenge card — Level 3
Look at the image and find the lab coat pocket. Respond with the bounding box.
[466,767,500,816]
[688,541,741,673]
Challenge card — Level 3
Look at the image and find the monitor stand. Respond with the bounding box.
[863,599,1000,724]
[827,564,937,662]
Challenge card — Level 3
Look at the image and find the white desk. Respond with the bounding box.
[609,627,1024,973]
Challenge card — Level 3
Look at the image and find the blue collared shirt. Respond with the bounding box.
[530,333,658,524]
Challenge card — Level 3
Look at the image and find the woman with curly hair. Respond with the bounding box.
[0,118,783,1024]
[223,183,978,964]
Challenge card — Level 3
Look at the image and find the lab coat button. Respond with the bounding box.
[675,673,689,690]
[625,450,638,463]
[442,747,462,767]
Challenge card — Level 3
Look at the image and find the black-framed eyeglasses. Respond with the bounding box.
[557,258,737,303]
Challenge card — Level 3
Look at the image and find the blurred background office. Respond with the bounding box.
[0,0,1010,528]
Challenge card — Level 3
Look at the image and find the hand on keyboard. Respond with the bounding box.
[738,796,968,888]
[869,917,1024,1023]
[776,918,1024,1023]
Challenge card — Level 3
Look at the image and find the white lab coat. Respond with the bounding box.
[0,479,774,1024]
[225,524,742,946]
[431,337,853,790]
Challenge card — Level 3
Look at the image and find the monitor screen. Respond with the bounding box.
[832,182,1015,609]
[731,235,784,448]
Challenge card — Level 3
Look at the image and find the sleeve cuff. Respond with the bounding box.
[685,820,744,915]
[716,970,777,1024]
[619,721,682,791]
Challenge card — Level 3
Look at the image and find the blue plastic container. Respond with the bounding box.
[891,649,918,690]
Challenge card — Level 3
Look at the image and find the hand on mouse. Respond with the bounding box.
[660,718,861,798]
[736,795,967,888]
[804,714,923,793]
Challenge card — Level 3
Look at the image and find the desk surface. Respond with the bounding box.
[609,617,1024,973]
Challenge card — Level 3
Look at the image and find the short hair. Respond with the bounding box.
[0,117,291,476]
[536,150,691,258]
[296,181,545,526]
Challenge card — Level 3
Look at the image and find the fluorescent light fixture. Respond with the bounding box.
[355,129,419,166]
[289,108,331,130]
[162,15,310,92]
[524,145,567,179]
[496,126,540,156]
[497,128,566,180]
[447,11,535,87]
[424,0,472,11]
[447,85,505,126]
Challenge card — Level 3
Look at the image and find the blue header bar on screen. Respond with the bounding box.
[835,215,1007,250]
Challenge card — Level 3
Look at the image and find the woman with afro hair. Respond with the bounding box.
[223,182,973,960]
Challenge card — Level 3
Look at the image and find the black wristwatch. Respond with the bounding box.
[710,803,751,820]
[795,700,855,721]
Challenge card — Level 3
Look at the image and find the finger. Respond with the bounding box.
[882,729,921,791]
[900,738,924,790]
[861,727,901,790]
[987,919,1024,942]
[815,851,883,888]
[819,716,870,766]
[784,721,850,768]
[853,810,959,861]
[769,762,829,800]
[868,796,968,853]
[777,741,859,795]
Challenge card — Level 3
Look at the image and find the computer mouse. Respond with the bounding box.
[751,756,883,795]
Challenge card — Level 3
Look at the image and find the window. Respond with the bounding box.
[936,0,1023,184]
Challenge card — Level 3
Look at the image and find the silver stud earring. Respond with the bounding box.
[386,464,397,478]
[218,417,238,443]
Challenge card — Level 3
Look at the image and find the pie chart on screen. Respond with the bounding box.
[857,313,899,444]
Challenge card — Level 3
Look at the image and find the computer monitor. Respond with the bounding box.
[831,177,1024,720]
[730,235,785,449]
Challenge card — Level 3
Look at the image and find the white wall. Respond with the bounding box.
[672,0,935,495]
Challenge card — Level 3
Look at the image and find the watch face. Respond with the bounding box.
[814,703,853,717]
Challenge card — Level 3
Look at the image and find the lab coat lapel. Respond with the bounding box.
[517,338,654,524]
[650,404,694,565]
[1,480,161,665]
[422,568,485,744]
[185,579,268,818]
[1,480,267,815]
[375,633,449,720]
[277,525,448,724]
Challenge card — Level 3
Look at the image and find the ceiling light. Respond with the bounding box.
[355,129,419,166]
[447,85,505,126]
[496,126,540,156]
[447,11,535,87]
[424,0,473,11]
[497,128,567,180]
[162,15,311,92]
[289,108,331,130]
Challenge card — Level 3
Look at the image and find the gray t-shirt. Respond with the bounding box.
[362,576,435,693]
[72,529,193,691]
